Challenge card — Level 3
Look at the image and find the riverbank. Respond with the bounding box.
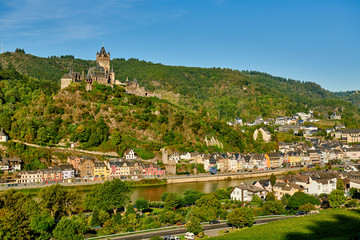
[166,169,291,184]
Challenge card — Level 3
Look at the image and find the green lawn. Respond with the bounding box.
[210,208,360,240]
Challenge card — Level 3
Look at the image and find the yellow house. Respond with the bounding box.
[273,182,302,200]
[236,159,243,172]
[94,161,110,180]
[288,152,301,167]
[120,162,130,176]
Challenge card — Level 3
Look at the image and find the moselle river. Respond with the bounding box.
[130,177,263,202]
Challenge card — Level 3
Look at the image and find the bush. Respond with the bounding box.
[298,203,316,212]
[345,199,359,208]
[150,236,162,240]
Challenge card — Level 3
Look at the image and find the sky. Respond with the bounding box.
[0,0,359,92]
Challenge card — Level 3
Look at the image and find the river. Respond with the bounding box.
[130,177,263,202]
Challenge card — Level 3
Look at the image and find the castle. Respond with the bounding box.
[61,47,116,91]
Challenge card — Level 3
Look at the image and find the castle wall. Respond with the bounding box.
[61,77,72,90]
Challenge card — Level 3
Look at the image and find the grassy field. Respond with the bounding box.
[210,208,360,240]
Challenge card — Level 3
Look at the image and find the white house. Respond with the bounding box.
[230,184,268,202]
[308,178,337,195]
[253,128,271,142]
[17,170,43,183]
[0,128,8,142]
[59,164,75,180]
[169,152,180,163]
[124,149,137,160]
[180,152,192,160]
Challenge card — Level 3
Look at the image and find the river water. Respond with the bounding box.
[130,177,263,202]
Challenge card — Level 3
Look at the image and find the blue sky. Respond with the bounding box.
[0,0,359,91]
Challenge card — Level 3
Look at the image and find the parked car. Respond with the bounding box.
[163,236,180,240]
[209,220,220,224]
[295,211,307,216]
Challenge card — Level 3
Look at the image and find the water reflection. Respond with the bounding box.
[131,177,263,202]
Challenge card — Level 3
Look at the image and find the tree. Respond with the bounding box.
[263,200,285,215]
[250,194,263,207]
[270,173,277,186]
[186,216,203,235]
[227,207,255,228]
[265,192,276,202]
[183,190,204,205]
[281,194,291,206]
[90,208,101,227]
[328,189,346,208]
[287,192,320,210]
[39,184,81,218]
[85,179,132,214]
[30,211,55,239]
[164,192,180,210]
[135,198,149,214]
[336,178,344,190]
[195,194,220,209]
[52,216,87,240]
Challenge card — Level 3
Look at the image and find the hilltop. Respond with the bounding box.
[1,51,359,128]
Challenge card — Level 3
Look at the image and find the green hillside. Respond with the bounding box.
[1,51,358,128]
[0,64,279,169]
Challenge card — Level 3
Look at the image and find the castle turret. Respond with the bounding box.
[96,46,110,73]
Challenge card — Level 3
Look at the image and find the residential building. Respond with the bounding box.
[17,170,43,183]
[230,184,268,202]
[94,161,110,180]
[0,158,22,172]
[341,129,360,143]
[43,167,62,183]
[0,128,8,142]
[79,158,95,180]
[59,164,75,180]
[124,149,138,160]
[143,165,165,177]
[308,178,336,195]
[330,113,341,120]
[273,182,302,199]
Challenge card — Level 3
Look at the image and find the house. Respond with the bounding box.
[94,161,110,180]
[180,152,192,160]
[252,153,267,170]
[67,156,83,170]
[273,182,302,199]
[79,158,95,180]
[124,149,138,160]
[0,158,22,172]
[266,153,283,169]
[43,167,62,183]
[17,170,43,183]
[308,178,336,195]
[0,128,8,142]
[143,165,165,177]
[169,152,180,163]
[128,162,143,179]
[230,184,268,202]
[278,125,305,134]
[59,164,75,180]
[253,180,273,192]
[330,113,341,120]
[341,129,360,143]
[253,128,271,142]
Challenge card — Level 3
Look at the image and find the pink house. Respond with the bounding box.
[143,165,165,177]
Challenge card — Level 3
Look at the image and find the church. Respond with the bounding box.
[60,47,116,91]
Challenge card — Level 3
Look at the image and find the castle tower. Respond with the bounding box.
[96,46,110,74]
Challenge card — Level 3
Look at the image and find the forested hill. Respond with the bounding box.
[0,51,359,127]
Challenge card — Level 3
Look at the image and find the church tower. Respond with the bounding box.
[96,46,110,74]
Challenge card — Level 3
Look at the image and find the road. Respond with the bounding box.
[89,216,294,240]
